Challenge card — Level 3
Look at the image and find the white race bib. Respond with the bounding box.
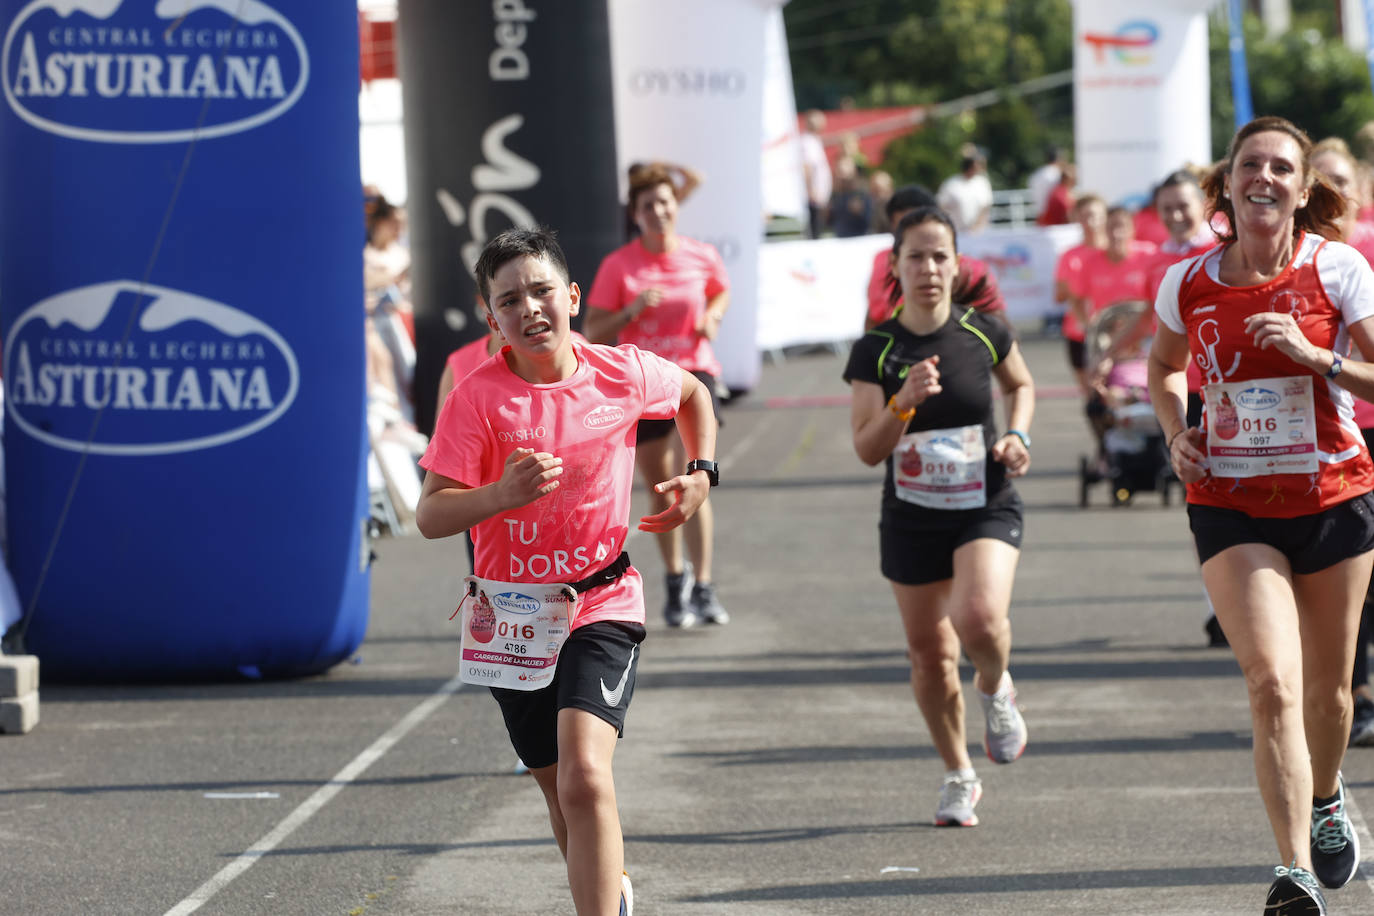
[1204,376,1318,478]
[893,424,987,510]
[455,577,575,691]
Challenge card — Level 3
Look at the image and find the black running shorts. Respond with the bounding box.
[636,371,722,444]
[489,621,646,770]
[1188,492,1374,574]
[880,494,1025,586]
[1066,338,1087,371]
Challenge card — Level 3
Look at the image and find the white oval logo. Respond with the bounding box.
[584,405,625,430]
[2,0,309,144]
[492,592,540,615]
[4,279,300,455]
[1236,387,1280,411]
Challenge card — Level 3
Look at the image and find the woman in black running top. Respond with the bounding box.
[843,206,1035,829]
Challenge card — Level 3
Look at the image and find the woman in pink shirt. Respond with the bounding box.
[1054,194,1108,395]
[1311,136,1374,751]
[585,163,731,629]
[1069,207,1158,458]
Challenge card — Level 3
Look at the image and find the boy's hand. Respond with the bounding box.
[495,448,562,509]
[637,472,710,532]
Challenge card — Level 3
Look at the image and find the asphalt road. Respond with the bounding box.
[4,329,1374,916]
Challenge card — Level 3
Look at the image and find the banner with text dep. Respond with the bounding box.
[0,1,370,679]
[398,0,622,435]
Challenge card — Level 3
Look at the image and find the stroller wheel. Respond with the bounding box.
[1078,455,1091,507]
[1112,486,1133,506]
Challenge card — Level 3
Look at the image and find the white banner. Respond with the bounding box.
[761,5,806,222]
[608,0,786,392]
[756,225,1083,352]
[1072,0,1213,208]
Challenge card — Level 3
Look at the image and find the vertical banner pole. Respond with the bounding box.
[1228,0,1255,128]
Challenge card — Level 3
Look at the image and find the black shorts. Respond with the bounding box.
[880,494,1025,586]
[1066,338,1086,371]
[489,621,646,769]
[636,370,722,444]
[1188,492,1374,574]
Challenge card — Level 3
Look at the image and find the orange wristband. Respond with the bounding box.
[887,395,915,422]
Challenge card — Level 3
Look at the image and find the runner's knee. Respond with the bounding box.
[1243,666,1300,719]
[555,757,615,816]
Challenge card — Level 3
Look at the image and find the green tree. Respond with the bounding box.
[786,2,1374,190]
[786,0,1073,189]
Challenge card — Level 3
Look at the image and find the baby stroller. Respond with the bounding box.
[1077,300,1177,507]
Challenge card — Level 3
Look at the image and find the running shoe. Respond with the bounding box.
[663,570,698,628]
[979,673,1028,764]
[1264,863,1326,915]
[1310,773,1361,889]
[934,772,982,827]
[690,582,730,625]
[1350,694,1374,747]
[620,871,633,916]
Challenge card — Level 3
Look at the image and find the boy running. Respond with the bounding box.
[416,228,718,916]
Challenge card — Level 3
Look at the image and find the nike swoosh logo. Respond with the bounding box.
[600,645,637,707]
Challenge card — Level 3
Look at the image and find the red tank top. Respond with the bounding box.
[1175,236,1373,517]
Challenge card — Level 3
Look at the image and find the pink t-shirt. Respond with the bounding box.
[445,337,497,385]
[1347,223,1374,429]
[1055,243,1097,342]
[1071,241,1159,317]
[421,341,684,629]
[587,237,728,376]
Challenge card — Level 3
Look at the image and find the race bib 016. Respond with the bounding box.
[455,577,575,691]
[893,423,987,510]
[1204,376,1317,478]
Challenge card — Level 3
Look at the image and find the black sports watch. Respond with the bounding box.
[686,459,719,486]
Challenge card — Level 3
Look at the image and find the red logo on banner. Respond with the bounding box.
[1083,20,1159,65]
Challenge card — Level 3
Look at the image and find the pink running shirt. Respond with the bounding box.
[421,341,684,629]
[445,337,497,386]
[1070,241,1160,318]
[1054,243,1097,342]
[586,237,728,376]
[1346,223,1374,429]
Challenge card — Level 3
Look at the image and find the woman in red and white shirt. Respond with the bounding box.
[1149,116,1374,912]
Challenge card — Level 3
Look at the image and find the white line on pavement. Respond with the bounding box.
[163,674,467,916]
[167,402,773,915]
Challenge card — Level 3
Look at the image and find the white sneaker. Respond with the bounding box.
[979,672,1028,764]
[934,772,982,827]
[620,871,634,916]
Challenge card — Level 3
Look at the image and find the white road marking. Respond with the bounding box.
[168,402,773,915]
[163,674,466,916]
[202,792,279,800]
